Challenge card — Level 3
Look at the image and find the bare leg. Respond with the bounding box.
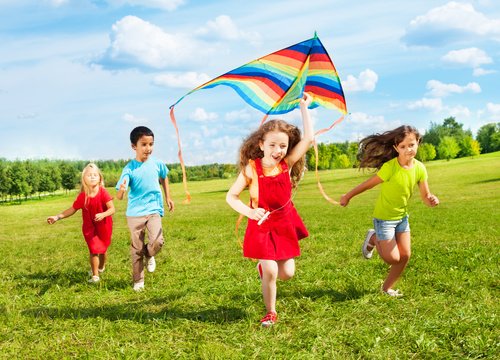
[89,254,99,276]
[277,258,295,281]
[259,260,278,313]
[98,253,107,271]
[376,232,411,291]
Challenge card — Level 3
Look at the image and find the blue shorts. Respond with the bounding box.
[373,216,410,241]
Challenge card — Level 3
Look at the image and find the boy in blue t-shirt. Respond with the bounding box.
[116,126,174,291]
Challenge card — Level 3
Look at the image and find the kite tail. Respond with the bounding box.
[313,114,347,205]
[169,106,192,204]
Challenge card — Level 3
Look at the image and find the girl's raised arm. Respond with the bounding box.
[47,207,77,224]
[286,92,314,166]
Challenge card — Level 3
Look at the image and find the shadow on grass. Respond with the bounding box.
[287,284,367,302]
[471,177,500,184]
[22,299,246,324]
[14,269,130,295]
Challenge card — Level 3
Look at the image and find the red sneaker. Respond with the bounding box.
[260,311,277,328]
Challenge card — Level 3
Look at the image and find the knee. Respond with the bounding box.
[278,267,295,281]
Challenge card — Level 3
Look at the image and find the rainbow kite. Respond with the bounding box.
[169,33,347,204]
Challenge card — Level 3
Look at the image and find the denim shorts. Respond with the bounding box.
[373,215,410,241]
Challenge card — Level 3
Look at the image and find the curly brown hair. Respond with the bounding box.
[238,119,305,187]
[358,125,422,169]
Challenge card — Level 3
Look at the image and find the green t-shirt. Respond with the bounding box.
[373,157,428,220]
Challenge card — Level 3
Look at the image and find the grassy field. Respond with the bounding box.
[0,153,498,359]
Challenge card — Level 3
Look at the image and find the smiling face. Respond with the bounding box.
[259,130,289,167]
[133,135,154,162]
[394,133,419,165]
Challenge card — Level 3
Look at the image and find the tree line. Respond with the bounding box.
[1,119,498,202]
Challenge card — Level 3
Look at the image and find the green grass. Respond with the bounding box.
[0,153,498,359]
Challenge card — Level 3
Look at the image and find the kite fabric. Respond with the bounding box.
[169,32,348,204]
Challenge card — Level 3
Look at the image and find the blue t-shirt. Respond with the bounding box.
[115,157,169,217]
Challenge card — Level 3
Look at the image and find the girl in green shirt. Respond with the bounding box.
[340,125,439,297]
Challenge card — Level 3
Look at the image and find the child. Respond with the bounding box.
[116,126,174,292]
[47,163,115,283]
[340,125,439,297]
[226,93,313,327]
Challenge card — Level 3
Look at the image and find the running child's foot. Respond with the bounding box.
[146,256,156,273]
[88,275,100,283]
[256,262,263,281]
[362,229,376,259]
[133,281,145,292]
[381,287,403,297]
[98,266,105,274]
[260,311,277,328]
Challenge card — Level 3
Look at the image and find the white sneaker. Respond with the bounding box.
[146,256,156,273]
[133,281,145,292]
[382,288,403,297]
[362,229,376,259]
[88,275,100,283]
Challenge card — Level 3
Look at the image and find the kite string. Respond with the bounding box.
[169,106,192,204]
[313,113,348,206]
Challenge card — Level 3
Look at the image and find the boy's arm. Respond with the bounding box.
[286,92,314,166]
[160,177,174,212]
[340,175,383,207]
[116,178,127,200]
[47,207,77,224]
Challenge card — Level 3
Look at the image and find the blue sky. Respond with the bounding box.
[1,0,499,165]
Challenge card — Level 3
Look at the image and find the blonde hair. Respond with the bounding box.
[358,125,422,169]
[80,163,105,196]
[238,119,305,187]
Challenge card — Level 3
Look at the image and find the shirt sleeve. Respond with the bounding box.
[72,192,85,210]
[376,160,393,182]
[100,187,113,203]
[417,161,428,183]
[115,168,131,190]
[158,160,168,179]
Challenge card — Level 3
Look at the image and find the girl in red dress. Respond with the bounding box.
[226,93,314,327]
[47,163,115,283]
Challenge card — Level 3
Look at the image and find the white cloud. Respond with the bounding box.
[448,105,472,118]
[403,2,500,45]
[408,98,443,112]
[49,0,68,6]
[442,48,493,68]
[426,80,481,97]
[225,109,253,122]
[189,107,218,122]
[123,113,148,124]
[196,15,261,45]
[473,67,497,76]
[486,102,500,120]
[342,69,378,93]
[100,15,202,69]
[153,72,211,88]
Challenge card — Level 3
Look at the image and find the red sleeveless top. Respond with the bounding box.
[243,158,308,260]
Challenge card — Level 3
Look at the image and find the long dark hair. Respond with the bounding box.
[238,119,304,187]
[358,125,422,169]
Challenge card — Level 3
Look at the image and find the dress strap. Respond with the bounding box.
[254,158,264,177]
[280,159,288,173]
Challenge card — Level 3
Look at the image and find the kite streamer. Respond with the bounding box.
[169,32,347,204]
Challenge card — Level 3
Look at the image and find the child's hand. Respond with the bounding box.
[427,194,439,207]
[94,213,105,222]
[166,198,175,212]
[339,194,350,207]
[300,92,313,107]
[47,216,59,224]
[119,179,127,192]
[249,207,267,221]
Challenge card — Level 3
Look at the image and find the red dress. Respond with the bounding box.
[72,187,113,254]
[243,158,308,260]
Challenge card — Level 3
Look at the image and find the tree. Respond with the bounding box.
[60,162,78,192]
[416,143,436,162]
[476,123,500,153]
[334,154,351,168]
[424,117,472,158]
[8,161,31,200]
[438,136,460,160]
[460,136,481,157]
